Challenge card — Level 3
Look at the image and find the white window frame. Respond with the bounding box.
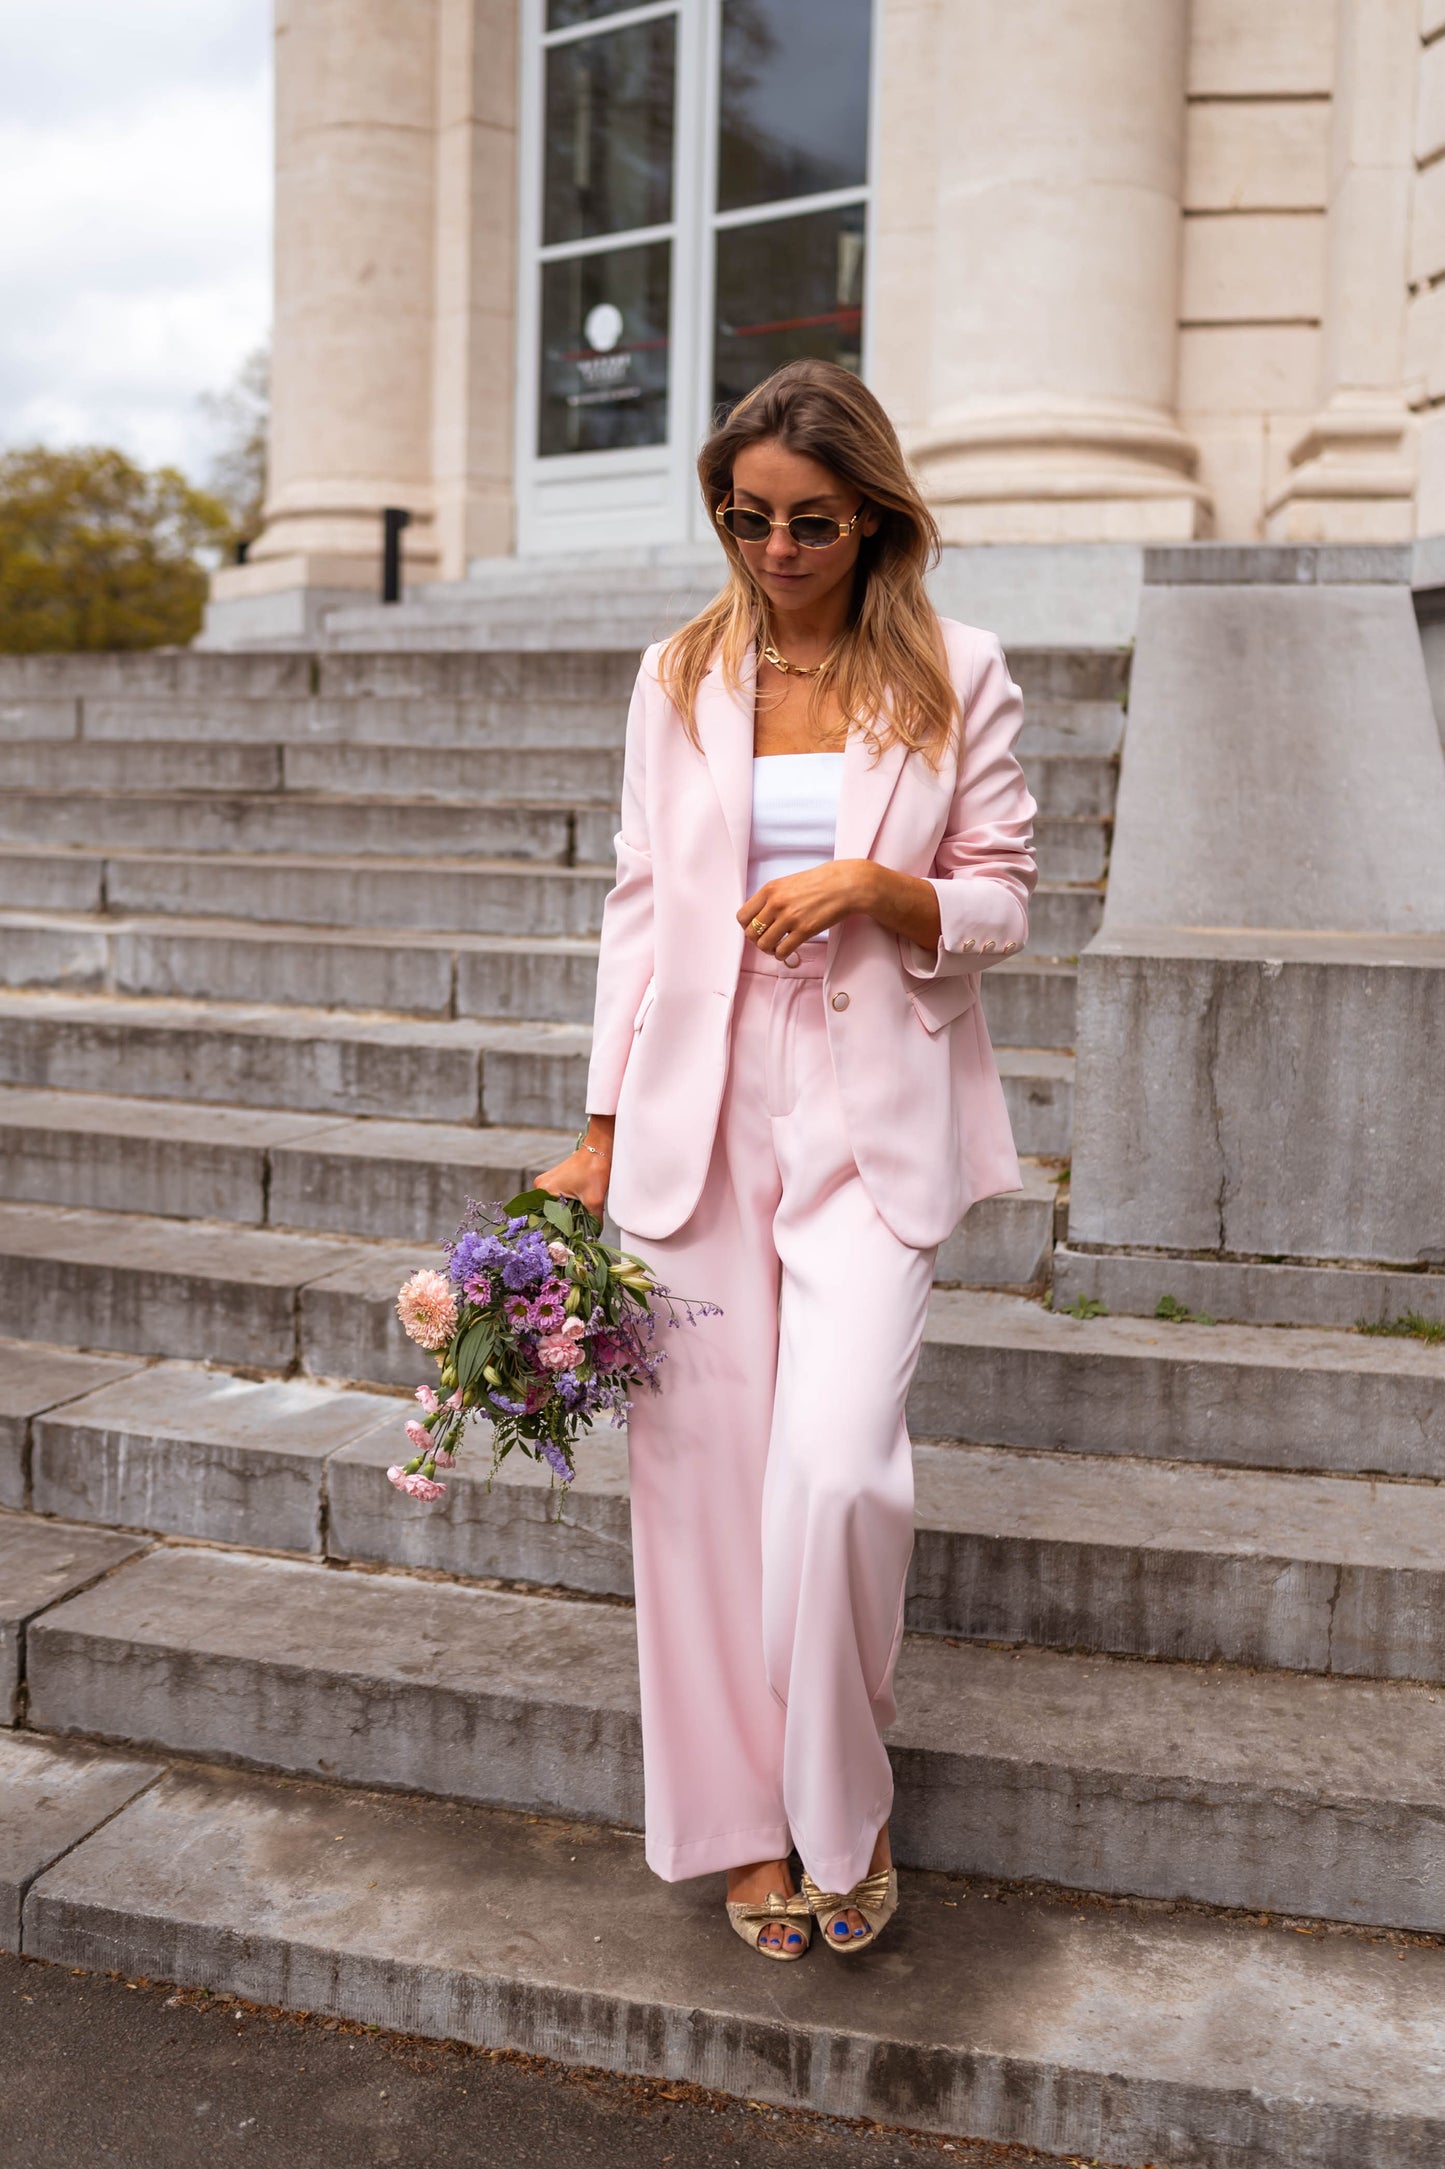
[513,0,878,557]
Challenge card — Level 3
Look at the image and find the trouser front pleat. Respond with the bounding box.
[618,943,937,1894]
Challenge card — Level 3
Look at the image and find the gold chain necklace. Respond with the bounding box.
[762,638,833,678]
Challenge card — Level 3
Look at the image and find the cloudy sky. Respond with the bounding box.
[0,0,272,483]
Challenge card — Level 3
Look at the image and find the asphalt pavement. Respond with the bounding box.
[0,1950,1108,2169]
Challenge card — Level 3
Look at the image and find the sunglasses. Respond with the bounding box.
[716,499,866,550]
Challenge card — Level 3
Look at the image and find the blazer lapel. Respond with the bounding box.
[694,643,757,905]
[833,721,910,867]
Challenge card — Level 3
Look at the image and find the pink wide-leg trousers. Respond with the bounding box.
[617,942,937,1893]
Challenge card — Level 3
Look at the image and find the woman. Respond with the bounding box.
[537,359,1036,1960]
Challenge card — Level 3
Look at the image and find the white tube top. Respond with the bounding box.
[745,752,845,943]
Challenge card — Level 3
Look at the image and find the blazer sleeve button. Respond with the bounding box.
[830,991,850,1011]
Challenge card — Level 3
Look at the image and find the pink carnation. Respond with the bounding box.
[433,1447,456,1468]
[415,1385,439,1412]
[547,1241,571,1264]
[535,1329,584,1370]
[386,1461,446,1501]
[396,1269,458,1351]
[405,1419,431,1452]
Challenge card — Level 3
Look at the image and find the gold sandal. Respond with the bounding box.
[801,1865,898,1955]
[725,1885,813,1961]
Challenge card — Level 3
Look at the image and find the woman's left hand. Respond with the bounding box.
[739,860,941,962]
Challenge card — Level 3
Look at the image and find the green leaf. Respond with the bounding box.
[504,1188,550,1216]
[542,1198,575,1236]
[454,1318,496,1390]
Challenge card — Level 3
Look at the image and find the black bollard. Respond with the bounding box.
[382,506,412,604]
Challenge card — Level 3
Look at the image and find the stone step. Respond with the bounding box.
[0,1078,1070,1232]
[8,1214,1441,1481]
[20,1345,1445,1682]
[0,991,575,1125]
[914,1288,1445,1479]
[0,788,1103,887]
[0,851,1101,955]
[17,1733,1439,2169]
[21,1536,1445,1927]
[0,1515,150,1720]
[1052,1242,1445,1333]
[0,741,286,793]
[0,914,1078,1045]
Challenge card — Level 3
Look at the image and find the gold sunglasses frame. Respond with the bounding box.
[715,498,866,550]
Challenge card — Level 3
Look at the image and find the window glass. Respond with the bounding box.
[713,203,864,413]
[539,241,672,456]
[547,0,648,29]
[544,19,676,245]
[717,0,871,215]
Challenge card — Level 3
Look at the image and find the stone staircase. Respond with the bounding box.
[3,643,1445,2168]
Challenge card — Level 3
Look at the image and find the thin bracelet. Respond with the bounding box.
[574,1128,604,1156]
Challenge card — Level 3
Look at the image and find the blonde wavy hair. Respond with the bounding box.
[659,360,958,768]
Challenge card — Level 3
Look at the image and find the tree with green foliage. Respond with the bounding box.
[0,445,232,652]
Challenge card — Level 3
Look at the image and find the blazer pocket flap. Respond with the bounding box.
[908,972,980,1034]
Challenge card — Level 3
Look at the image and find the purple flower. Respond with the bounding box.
[538,1436,574,1484]
[449,1230,502,1289]
[488,1389,529,1416]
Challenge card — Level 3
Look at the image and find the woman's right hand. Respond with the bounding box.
[534,1115,613,1221]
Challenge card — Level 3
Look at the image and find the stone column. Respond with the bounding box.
[211,0,441,630]
[877,0,1206,542]
[1267,0,1419,542]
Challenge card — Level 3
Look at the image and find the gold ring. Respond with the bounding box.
[750,915,767,937]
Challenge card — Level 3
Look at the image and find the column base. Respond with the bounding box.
[1265,403,1418,545]
[906,404,1212,546]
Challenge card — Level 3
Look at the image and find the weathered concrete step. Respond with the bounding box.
[0,1006,1071,1148]
[1025,749,1118,818]
[914,1289,1445,1478]
[0,849,615,938]
[0,1088,569,1232]
[1053,1242,1445,1333]
[0,915,1075,1046]
[25,1541,1445,1927]
[0,1200,360,1371]
[0,991,580,1125]
[22,1737,1437,2169]
[0,1082,1068,1238]
[0,1337,149,1512]
[0,912,603,1030]
[0,791,595,865]
[284,739,623,802]
[25,1348,1445,1682]
[0,1733,162,1951]
[0,853,1097,963]
[0,789,1099,887]
[0,741,285,793]
[0,1514,150,1720]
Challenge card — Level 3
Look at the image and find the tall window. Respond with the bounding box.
[711,0,872,413]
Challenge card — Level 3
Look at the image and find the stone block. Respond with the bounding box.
[28,1543,1445,1926]
[0,1201,351,1369]
[0,993,489,1121]
[327,1422,634,1597]
[997,1049,1074,1158]
[0,742,283,792]
[911,1290,1445,1478]
[1180,210,1326,325]
[267,1119,564,1239]
[1070,935,1445,1266]
[0,1732,161,1952]
[1184,97,1329,211]
[103,853,613,938]
[933,1167,1056,1289]
[454,939,599,1025]
[0,792,574,865]
[282,741,623,802]
[978,959,1077,1047]
[0,916,109,996]
[0,852,103,913]
[301,1241,434,1387]
[0,700,80,742]
[110,921,457,1016]
[1024,883,1103,958]
[1188,0,1335,97]
[0,1339,148,1510]
[0,1514,149,1721]
[1032,815,1108,883]
[33,1365,397,1553]
[25,1761,1445,2167]
[1020,752,1118,819]
[1053,1244,1445,1332]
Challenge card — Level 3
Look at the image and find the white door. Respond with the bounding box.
[515,0,876,557]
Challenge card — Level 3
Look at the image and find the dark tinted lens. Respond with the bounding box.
[790,515,841,546]
[721,507,772,541]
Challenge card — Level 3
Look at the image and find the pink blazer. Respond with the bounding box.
[585,616,1039,1250]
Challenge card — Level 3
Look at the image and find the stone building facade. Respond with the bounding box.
[209,0,1445,636]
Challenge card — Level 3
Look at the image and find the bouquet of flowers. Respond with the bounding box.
[388,1185,716,1507]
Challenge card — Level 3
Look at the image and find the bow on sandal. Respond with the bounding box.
[801,1865,898,1954]
[725,1885,814,1961]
